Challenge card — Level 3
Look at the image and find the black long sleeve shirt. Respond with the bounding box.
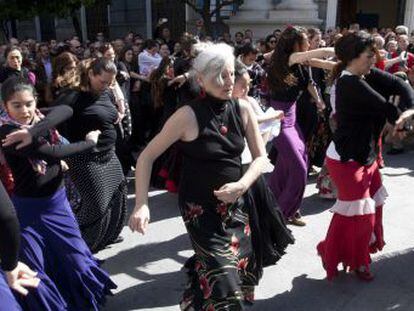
[270,64,310,102]
[0,105,81,271]
[0,124,96,197]
[55,89,118,152]
[334,68,414,165]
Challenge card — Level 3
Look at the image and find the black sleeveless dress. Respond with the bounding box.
[178,94,294,310]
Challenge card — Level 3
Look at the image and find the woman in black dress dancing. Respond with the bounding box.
[48,58,127,252]
[129,43,293,310]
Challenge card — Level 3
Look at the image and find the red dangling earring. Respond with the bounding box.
[199,88,206,98]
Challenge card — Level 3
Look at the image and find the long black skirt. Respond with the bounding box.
[67,149,127,252]
[180,175,294,310]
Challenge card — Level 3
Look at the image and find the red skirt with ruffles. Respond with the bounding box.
[317,157,387,280]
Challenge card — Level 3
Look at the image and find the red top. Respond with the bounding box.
[388,51,414,73]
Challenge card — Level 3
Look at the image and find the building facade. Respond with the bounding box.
[9,0,414,42]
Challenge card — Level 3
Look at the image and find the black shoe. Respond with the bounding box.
[387,148,404,155]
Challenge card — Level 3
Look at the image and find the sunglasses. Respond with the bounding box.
[270,40,277,44]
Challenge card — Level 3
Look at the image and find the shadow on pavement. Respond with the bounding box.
[103,233,192,310]
[126,182,181,224]
[383,151,414,171]
[252,248,414,311]
[301,193,333,217]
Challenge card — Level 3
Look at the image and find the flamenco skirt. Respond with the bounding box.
[66,150,127,252]
[0,273,21,311]
[151,145,182,193]
[317,158,387,280]
[268,99,308,220]
[180,176,294,310]
[12,188,116,310]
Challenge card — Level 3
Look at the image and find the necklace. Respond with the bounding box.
[207,102,229,135]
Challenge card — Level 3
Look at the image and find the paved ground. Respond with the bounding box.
[98,150,414,311]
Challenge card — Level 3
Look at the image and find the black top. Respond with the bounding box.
[0,66,30,83]
[174,56,196,104]
[0,124,95,197]
[57,89,118,152]
[0,105,88,270]
[178,95,245,203]
[270,64,309,102]
[334,68,413,165]
[0,181,20,271]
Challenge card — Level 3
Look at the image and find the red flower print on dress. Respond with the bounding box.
[244,291,255,303]
[244,223,251,236]
[199,275,213,299]
[216,202,228,217]
[185,203,204,223]
[205,304,215,311]
[237,258,249,272]
[230,234,240,255]
[194,260,205,272]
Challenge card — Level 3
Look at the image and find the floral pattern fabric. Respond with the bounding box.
[179,196,258,311]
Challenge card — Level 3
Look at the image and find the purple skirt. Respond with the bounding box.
[0,273,21,311]
[268,99,308,219]
[12,187,117,311]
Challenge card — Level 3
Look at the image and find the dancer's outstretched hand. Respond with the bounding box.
[394,109,414,138]
[2,128,32,149]
[5,262,40,296]
[129,204,150,234]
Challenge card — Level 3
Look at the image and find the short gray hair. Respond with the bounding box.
[191,43,235,87]
[395,25,409,35]
[373,35,385,49]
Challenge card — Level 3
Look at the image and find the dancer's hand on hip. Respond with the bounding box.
[5,262,40,296]
[129,204,150,234]
[214,181,247,204]
[85,130,101,144]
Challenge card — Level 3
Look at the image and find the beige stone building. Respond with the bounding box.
[225,0,414,39]
[8,0,414,42]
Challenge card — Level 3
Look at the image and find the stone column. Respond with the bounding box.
[145,0,152,39]
[237,0,274,19]
[276,0,318,10]
[240,0,273,11]
[34,16,41,41]
[405,0,414,32]
[325,0,338,30]
[269,0,322,26]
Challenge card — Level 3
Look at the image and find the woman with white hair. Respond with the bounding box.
[128,43,292,310]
